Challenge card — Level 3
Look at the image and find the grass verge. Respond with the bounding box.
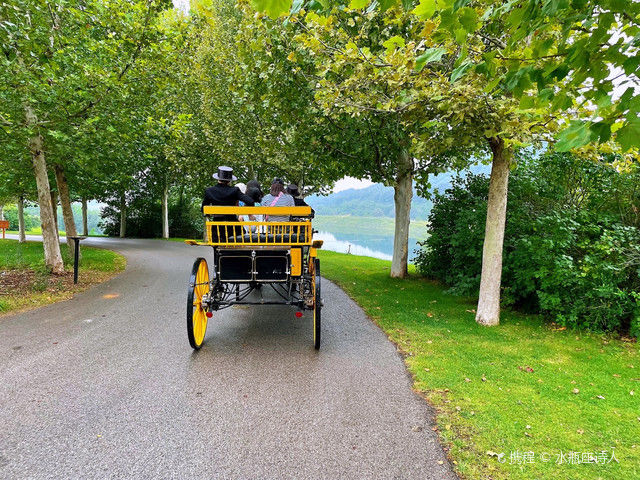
[0,239,125,315]
[318,250,639,480]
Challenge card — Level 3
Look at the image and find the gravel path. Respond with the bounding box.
[0,237,456,479]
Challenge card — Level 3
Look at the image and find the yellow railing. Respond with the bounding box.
[196,206,313,247]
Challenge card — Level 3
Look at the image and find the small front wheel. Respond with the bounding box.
[312,258,321,350]
[187,257,210,349]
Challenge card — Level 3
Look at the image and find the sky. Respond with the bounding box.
[173,0,189,13]
[333,177,374,192]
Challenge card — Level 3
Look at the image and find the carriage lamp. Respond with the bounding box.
[295,311,303,318]
[206,312,213,318]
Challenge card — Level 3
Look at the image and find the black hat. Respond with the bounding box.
[272,177,284,185]
[286,184,300,197]
[213,166,237,181]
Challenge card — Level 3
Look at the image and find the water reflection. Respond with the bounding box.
[315,231,394,261]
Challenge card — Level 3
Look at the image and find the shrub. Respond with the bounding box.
[2,204,39,231]
[416,153,640,336]
[100,194,204,239]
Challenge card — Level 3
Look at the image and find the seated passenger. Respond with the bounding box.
[201,166,255,241]
[245,179,264,204]
[286,184,315,218]
[261,178,294,225]
[241,179,264,233]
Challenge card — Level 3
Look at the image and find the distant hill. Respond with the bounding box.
[308,164,490,220]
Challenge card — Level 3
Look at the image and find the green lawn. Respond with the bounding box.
[318,250,639,480]
[0,239,125,314]
[6,227,106,237]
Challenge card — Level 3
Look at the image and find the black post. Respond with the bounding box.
[73,237,80,284]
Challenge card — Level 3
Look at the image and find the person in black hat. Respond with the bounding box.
[202,166,256,240]
[286,183,314,217]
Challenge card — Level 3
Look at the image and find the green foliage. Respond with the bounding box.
[248,0,640,155]
[2,204,39,231]
[100,190,203,239]
[416,153,640,335]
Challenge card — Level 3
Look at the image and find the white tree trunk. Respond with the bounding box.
[162,182,169,239]
[25,106,64,274]
[119,193,126,238]
[54,164,78,257]
[81,197,88,236]
[476,137,511,326]
[17,195,26,243]
[0,205,3,220]
[390,149,413,279]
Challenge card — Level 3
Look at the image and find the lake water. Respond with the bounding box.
[314,230,423,261]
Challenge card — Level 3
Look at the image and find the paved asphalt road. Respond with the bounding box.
[0,237,456,479]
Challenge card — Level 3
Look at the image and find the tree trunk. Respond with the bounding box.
[476,137,511,326]
[119,193,126,238]
[390,149,413,278]
[81,197,88,236]
[0,205,3,220]
[54,164,78,257]
[17,195,26,243]
[49,189,60,245]
[25,106,64,274]
[162,182,169,239]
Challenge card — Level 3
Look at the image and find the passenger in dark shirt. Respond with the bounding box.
[286,184,315,217]
[202,166,255,240]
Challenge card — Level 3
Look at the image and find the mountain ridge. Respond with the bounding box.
[308,164,490,220]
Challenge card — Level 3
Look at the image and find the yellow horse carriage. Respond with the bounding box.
[184,206,323,350]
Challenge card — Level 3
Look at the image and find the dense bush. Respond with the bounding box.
[416,153,640,336]
[100,195,203,239]
[2,204,39,231]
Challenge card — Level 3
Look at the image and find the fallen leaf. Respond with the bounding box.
[481,375,487,382]
[631,391,635,396]
[486,451,499,457]
[437,461,444,465]
[464,378,471,383]
[572,388,580,394]
[427,312,434,318]
[455,406,461,411]
[577,429,584,434]
[412,425,423,432]
[596,395,605,400]
[526,425,531,429]
[613,374,621,378]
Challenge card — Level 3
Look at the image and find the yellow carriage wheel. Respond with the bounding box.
[312,258,321,350]
[187,257,210,349]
